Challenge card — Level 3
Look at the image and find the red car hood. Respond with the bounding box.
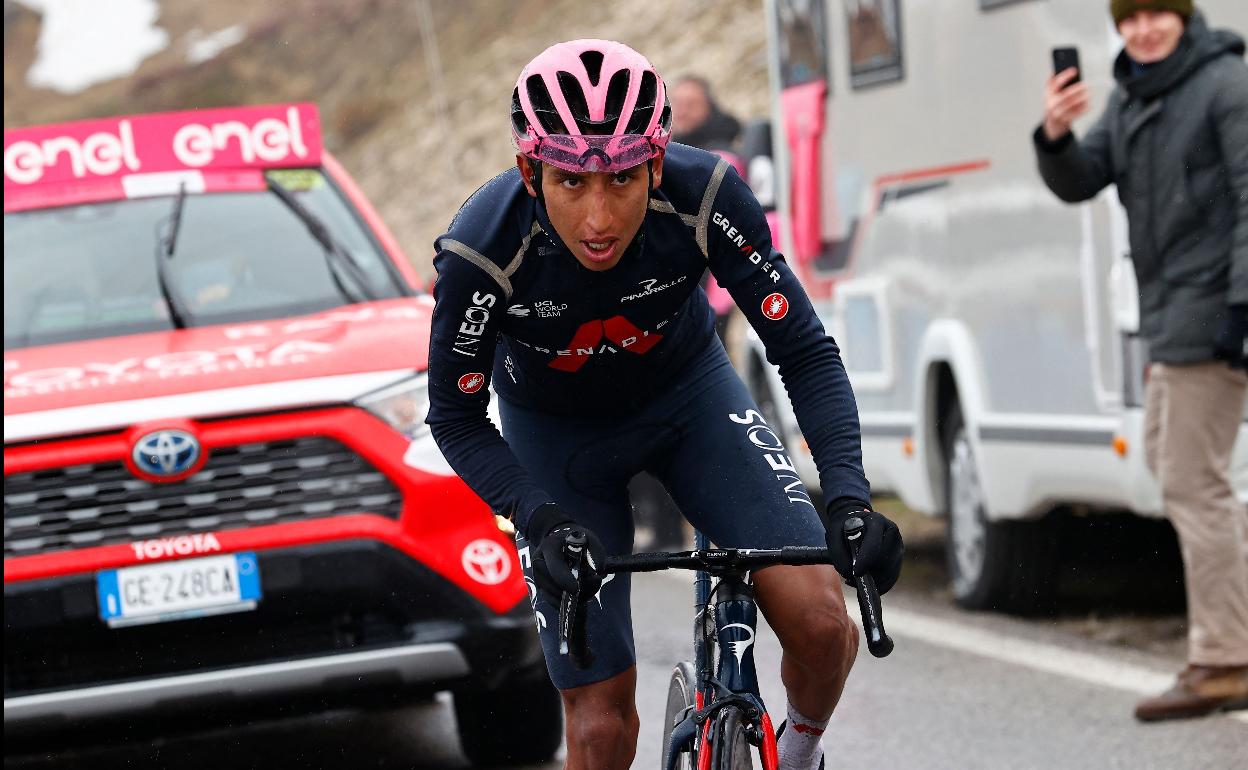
[4,298,432,423]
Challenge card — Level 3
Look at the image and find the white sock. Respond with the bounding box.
[777,700,828,770]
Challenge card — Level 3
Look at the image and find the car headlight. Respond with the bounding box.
[356,375,430,439]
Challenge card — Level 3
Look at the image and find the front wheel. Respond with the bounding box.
[712,707,757,770]
[663,661,698,770]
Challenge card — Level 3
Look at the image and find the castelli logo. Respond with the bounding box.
[458,372,485,394]
[461,539,512,585]
[761,293,789,321]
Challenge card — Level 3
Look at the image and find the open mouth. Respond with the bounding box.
[581,238,619,263]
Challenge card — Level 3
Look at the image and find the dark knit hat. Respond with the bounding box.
[1111,0,1194,24]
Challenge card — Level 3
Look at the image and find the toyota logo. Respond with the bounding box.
[132,430,202,478]
[461,539,512,585]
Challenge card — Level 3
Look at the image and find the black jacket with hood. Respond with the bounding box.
[1034,12,1248,363]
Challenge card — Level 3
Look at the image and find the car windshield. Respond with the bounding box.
[3,168,408,350]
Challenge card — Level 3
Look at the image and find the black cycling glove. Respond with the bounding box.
[527,503,606,601]
[821,498,904,594]
[1213,305,1247,371]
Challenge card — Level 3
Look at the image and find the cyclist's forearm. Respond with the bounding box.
[702,165,870,506]
[427,415,552,531]
[777,342,871,506]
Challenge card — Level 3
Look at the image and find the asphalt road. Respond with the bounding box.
[629,571,1247,770]
[7,569,1246,769]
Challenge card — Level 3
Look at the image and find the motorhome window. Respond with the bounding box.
[844,0,904,88]
[775,0,831,88]
[842,295,884,373]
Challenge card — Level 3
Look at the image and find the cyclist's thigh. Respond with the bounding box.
[500,399,640,690]
[657,363,826,550]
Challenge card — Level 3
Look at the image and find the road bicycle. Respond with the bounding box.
[557,517,893,769]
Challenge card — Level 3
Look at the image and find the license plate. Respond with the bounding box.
[97,552,261,628]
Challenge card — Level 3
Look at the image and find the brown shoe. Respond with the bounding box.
[1134,665,1248,722]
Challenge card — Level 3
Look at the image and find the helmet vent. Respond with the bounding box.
[604,69,632,130]
[557,71,601,134]
[510,87,529,135]
[579,50,605,87]
[525,74,565,134]
[624,70,658,135]
[658,102,672,133]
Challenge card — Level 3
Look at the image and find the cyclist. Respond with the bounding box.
[426,39,904,770]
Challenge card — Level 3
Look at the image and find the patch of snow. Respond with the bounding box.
[17,0,169,94]
[185,24,246,65]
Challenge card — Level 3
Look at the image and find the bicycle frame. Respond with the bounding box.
[682,529,780,770]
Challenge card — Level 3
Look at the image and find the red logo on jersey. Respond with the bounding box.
[761,293,789,321]
[549,316,663,372]
[458,372,486,393]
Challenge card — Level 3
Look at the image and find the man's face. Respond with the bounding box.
[671,80,711,137]
[1118,10,1185,64]
[518,154,663,272]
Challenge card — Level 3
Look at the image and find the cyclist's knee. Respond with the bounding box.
[841,609,861,660]
[561,671,640,755]
[788,603,859,676]
[757,565,858,676]
[565,699,639,753]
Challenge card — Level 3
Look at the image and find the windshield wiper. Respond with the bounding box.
[155,184,192,328]
[266,176,375,304]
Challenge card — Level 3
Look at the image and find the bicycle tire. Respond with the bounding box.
[662,661,698,769]
[713,706,756,770]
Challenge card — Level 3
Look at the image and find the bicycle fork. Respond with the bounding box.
[666,572,778,770]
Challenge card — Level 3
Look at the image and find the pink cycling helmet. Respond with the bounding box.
[511,39,672,174]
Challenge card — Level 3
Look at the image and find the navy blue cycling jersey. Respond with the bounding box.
[425,143,869,534]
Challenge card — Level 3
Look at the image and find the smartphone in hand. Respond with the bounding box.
[1052,46,1081,87]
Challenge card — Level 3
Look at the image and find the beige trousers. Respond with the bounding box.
[1144,362,1248,667]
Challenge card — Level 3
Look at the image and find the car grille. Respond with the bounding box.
[4,437,403,558]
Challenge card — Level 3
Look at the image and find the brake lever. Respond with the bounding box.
[842,516,895,658]
[557,532,594,669]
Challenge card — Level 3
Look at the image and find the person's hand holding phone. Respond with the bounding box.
[1043,52,1090,143]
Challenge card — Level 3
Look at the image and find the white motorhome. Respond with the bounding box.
[748,0,1248,611]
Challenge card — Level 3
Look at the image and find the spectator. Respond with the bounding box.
[671,75,742,154]
[1034,0,1248,722]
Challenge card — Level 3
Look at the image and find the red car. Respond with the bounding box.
[3,104,560,765]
